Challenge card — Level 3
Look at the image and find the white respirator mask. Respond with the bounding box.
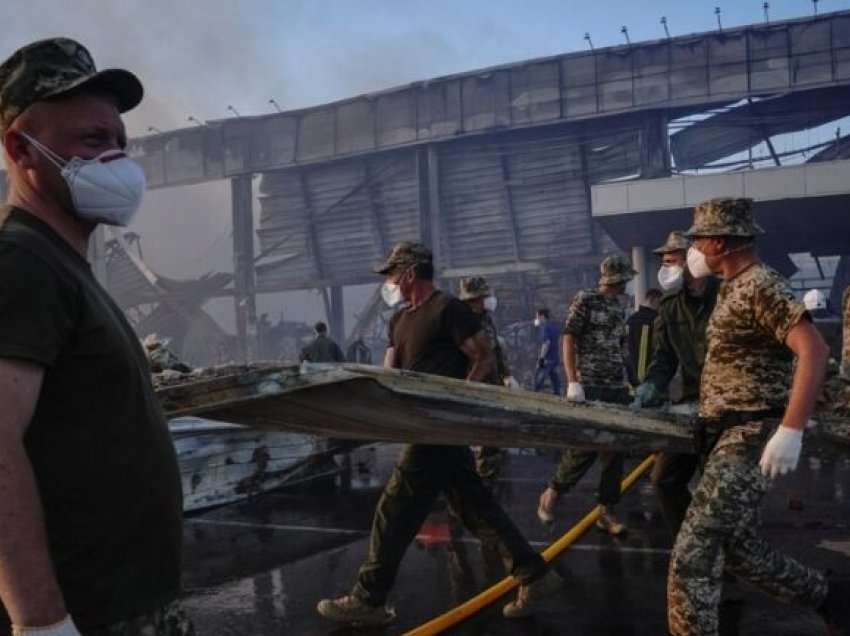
[22,133,146,227]
[533,318,542,327]
[381,281,403,307]
[657,264,684,292]
[484,296,498,312]
[686,246,714,279]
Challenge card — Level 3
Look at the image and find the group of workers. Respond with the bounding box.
[0,36,847,636]
[317,196,850,636]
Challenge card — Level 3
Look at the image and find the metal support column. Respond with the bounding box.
[231,174,257,361]
[631,245,649,311]
[329,285,345,345]
[640,113,672,179]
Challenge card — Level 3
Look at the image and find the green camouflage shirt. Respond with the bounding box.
[563,288,626,388]
[699,263,806,419]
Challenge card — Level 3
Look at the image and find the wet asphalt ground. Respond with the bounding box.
[180,443,850,635]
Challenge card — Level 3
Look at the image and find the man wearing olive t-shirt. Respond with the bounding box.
[317,242,558,626]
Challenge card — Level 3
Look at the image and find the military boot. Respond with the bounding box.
[316,595,396,626]
[819,576,850,636]
[596,506,627,536]
[503,570,562,618]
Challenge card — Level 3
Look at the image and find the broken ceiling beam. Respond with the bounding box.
[670,87,850,170]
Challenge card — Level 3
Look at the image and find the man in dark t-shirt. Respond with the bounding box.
[317,242,558,626]
[300,321,345,363]
[0,40,188,636]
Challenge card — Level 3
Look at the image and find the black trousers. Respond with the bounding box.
[353,444,546,605]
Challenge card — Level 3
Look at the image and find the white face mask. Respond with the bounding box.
[23,133,146,227]
[381,281,403,308]
[533,318,542,327]
[483,296,498,312]
[657,265,684,292]
[687,246,714,279]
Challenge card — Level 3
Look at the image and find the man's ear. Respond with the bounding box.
[3,129,37,169]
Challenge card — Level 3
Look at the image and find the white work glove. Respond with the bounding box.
[13,616,81,636]
[566,382,585,403]
[503,376,520,390]
[759,426,803,479]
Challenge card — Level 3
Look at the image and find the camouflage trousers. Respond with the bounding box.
[549,386,629,506]
[667,427,828,636]
[83,601,195,636]
[472,446,505,484]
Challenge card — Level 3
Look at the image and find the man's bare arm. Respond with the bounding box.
[383,347,399,369]
[0,358,67,627]
[460,332,496,383]
[562,334,579,384]
[782,320,829,431]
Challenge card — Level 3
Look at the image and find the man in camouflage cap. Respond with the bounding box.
[0,40,190,636]
[537,254,635,536]
[319,242,558,626]
[631,230,721,538]
[666,198,848,635]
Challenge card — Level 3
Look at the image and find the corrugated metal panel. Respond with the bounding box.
[438,125,632,271]
[256,151,419,290]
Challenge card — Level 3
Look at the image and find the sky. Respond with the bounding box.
[4,0,850,332]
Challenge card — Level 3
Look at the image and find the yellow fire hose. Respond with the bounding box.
[403,454,657,636]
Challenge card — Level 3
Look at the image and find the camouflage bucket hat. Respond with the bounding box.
[684,197,764,238]
[0,38,143,133]
[653,230,690,255]
[599,254,637,286]
[374,241,433,275]
[458,276,492,301]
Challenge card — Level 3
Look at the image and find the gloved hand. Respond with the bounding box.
[13,616,81,636]
[566,382,585,403]
[537,358,546,369]
[759,426,803,479]
[503,376,521,390]
[631,382,662,409]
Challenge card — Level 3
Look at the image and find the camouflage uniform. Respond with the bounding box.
[550,256,633,504]
[668,198,828,636]
[83,601,195,636]
[459,277,508,484]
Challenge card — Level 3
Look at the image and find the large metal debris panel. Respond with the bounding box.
[157,364,696,453]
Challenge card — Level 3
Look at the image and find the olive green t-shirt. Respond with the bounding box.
[388,290,481,379]
[0,208,183,630]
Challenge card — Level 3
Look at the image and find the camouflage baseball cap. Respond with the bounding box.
[653,230,690,255]
[599,254,637,286]
[458,277,492,301]
[374,241,433,275]
[684,198,764,238]
[0,38,143,133]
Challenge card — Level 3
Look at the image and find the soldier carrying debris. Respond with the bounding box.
[317,242,559,627]
[666,198,849,636]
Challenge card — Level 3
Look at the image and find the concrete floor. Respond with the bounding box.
[181,444,850,635]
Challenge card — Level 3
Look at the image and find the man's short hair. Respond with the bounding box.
[537,308,550,319]
[314,321,328,334]
[645,289,664,303]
